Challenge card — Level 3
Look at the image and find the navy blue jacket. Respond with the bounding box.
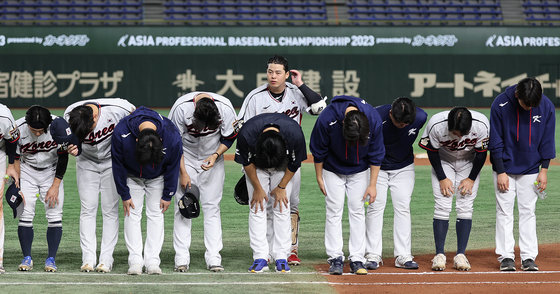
[310,95,385,175]
[111,106,182,201]
[489,85,556,175]
[234,113,307,172]
[376,104,427,171]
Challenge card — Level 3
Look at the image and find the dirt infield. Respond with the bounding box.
[315,244,560,294]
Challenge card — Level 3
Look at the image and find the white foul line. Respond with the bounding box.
[0,281,559,286]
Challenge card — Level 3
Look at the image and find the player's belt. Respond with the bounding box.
[23,162,56,171]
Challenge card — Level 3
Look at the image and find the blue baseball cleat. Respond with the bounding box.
[275,259,291,273]
[44,257,57,272]
[18,256,33,271]
[248,259,269,273]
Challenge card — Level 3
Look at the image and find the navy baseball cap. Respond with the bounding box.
[178,184,200,219]
[5,181,24,218]
[50,117,82,155]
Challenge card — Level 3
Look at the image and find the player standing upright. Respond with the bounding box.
[111,106,182,275]
[237,55,325,265]
[64,98,136,273]
[419,107,489,271]
[15,106,69,272]
[365,97,427,270]
[310,95,385,275]
[0,104,20,274]
[169,92,237,272]
[489,77,555,271]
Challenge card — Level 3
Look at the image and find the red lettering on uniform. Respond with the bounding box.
[283,106,300,119]
[20,140,58,154]
[440,138,478,151]
[85,123,116,144]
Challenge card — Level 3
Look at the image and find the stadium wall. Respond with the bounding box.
[1,27,559,108]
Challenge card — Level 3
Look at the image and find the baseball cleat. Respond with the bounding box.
[18,256,33,271]
[453,254,471,271]
[80,263,94,272]
[521,259,539,271]
[95,263,111,273]
[328,256,344,275]
[208,265,224,272]
[500,258,516,271]
[174,264,189,272]
[146,265,162,275]
[287,253,301,266]
[248,259,269,273]
[349,261,367,275]
[275,259,291,273]
[44,257,57,272]
[0,265,5,274]
[127,264,143,275]
[431,253,446,271]
[365,254,383,270]
[395,255,419,270]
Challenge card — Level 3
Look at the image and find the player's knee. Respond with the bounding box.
[434,209,451,220]
[456,208,473,220]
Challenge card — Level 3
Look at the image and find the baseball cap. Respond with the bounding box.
[178,184,200,219]
[5,181,24,218]
[50,117,82,155]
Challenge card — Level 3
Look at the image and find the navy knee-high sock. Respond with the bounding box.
[18,226,34,257]
[47,226,62,259]
[433,219,449,254]
[456,219,472,254]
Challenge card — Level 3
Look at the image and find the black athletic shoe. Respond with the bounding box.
[500,258,516,271]
[521,259,539,271]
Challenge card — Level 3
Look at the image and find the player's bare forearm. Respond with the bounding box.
[272,187,288,213]
[245,164,268,213]
[46,177,62,208]
[160,199,170,213]
[179,155,191,189]
[314,162,327,196]
[364,165,380,203]
[201,144,228,171]
[278,168,295,190]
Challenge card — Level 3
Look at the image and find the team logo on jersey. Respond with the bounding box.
[420,137,429,146]
[329,120,337,126]
[9,127,20,140]
[408,128,417,136]
[283,106,300,119]
[233,120,243,134]
[481,138,489,150]
[440,138,478,151]
[499,101,509,107]
[20,140,58,154]
[121,133,131,138]
[533,115,542,123]
[186,123,219,137]
[262,105,271,110]
[86,123,116,144]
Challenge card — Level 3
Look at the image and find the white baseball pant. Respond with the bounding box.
[366,164,415,258]
[431,160,479,220]
[0,155,5,266]
[246,168,292,261]
[19,163,64,227]
[323,169,368,263]
[124,175,164,267]
[493,172,539,262]
[77,159,119,268]
[174,158,225,267]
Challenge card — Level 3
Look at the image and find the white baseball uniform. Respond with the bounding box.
[169,92,237,268]
[419,110,490,220]
[0,104,19,267]
[64,98,135,269]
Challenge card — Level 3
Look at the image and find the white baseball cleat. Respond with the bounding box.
[146,265,162,275]
[127,264,143,275]
[431,253,446,271]
[95,263,112,273]
[174,264,189,272]
[453,254,471,271]
[80,264,94,272]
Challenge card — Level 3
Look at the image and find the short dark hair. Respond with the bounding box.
[135,128,163,165]
[343,110,370,146]
[254,129,288,170]
[267,55,289,72]
[68,105,94,141]
[25,105,52,133]
[192,98,221,131]
[391,97,416,125]
[516,77,542,108]
[448,107,472,136]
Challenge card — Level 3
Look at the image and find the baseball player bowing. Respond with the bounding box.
[64,98,135,273]
[15,106,70,272]
[111,106,182,275]
[365,97,427,270]
[490,77,555,272]
[169,92,237,272]
[234,113,307,273]
[310,95,385,275]
[419,107,489,271]
[237,55,325,266]
[0,104,20,274]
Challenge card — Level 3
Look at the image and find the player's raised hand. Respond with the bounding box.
[250,187,268,214]
[272,186,288,213]
[45,184,60,208]
[123,199,135,216]
[439,178,454,197]
[289,70,304,87]
[160,199,170,213]
[67,144,80,156]
[363,184,377,204]
[496,173,509,192]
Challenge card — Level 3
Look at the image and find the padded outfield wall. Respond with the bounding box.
[0,27,559,108]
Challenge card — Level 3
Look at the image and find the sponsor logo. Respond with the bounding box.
[121,132,131,138]
[533,115,542,123]
[408,128,417,136]
[499,102,509,107]
[329,120,337,126]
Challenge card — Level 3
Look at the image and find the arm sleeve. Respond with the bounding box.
[309,115,330,163]
[111,133,131,201]
[162,138,181,201]
[298,84,322,105]
[220,105,238,148]
[54,151,69,179]
[287,129,307,172]
[541,159,550,169]
[5,138,17,164]
[427,148,447,181]
[468,150,487,180]
[538,104,556,160]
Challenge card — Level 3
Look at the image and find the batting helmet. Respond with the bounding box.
[5,180,24,218]
[234,175,249,205]
[178,184,200,219]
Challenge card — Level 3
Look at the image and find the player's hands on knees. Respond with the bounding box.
[316,176,327,196]
[160,199,170,213]
[536,170,548,192]
[67,144,79,156]
[123,199,135,216]
[180,172,191,190]
[250,187,268,214]
[272,186,288,213]
[45,185,59,208]
[458,178,474,196]
[289,70,303,87]
[201,154,217,171]
[497,173,509,193]
[439,178,454,197]
[363,184,377,204]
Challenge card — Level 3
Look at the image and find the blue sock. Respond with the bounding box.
[433,219,449,254]
[18,226,34,257]
[47,226,62,259]
[456,218,472,254]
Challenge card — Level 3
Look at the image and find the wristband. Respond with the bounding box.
[277,185,286,189]
[213,152,220,158]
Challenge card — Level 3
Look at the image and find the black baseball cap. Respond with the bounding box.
[5,181,24,218]
[50,117,82,155]
[178,184,200,219]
